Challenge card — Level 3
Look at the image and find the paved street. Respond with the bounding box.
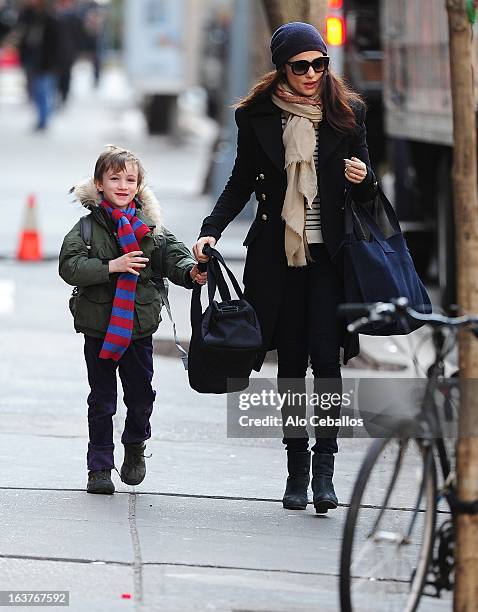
[0,62,453,611]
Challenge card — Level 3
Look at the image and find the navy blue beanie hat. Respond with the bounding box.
[270,22,328,69]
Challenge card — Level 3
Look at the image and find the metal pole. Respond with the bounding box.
[211,0,254,219]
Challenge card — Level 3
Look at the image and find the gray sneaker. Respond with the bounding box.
[120,442,148,486]
[87,469,115,495]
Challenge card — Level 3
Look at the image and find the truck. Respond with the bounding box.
[381,0,478,305]
[123,0,202,134]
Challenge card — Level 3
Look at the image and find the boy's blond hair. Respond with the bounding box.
[94,145,145,188]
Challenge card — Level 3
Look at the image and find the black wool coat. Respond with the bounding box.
[199,94,379,370]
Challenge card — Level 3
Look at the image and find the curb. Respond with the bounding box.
[0,255,58,262]
[152,339,407,371]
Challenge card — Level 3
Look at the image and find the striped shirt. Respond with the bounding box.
[281,114,324,244]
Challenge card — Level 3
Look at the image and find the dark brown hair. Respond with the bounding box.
[94,145,145,187]
[235,68,365,134]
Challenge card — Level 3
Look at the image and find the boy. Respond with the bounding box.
[59,146,206,494]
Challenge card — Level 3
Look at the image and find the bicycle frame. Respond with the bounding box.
[415,326,455,499]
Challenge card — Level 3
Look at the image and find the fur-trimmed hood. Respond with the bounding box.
[71,178,163,235]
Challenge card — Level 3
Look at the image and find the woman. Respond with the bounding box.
[193,22,378,513]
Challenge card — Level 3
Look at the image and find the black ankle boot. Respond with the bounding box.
[87,469,115,495]
[312,453,338,514]
[121,442,147,485]
[282,451,310,510]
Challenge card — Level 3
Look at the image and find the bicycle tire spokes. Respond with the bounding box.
[406,443,433,541]
[367,437,409,539]
[342,435,436,612]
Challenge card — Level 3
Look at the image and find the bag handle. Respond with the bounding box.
[190,246,245,330]
[191,258,214,330]
[205,257,231,303]
[344,185,400,253]
[190,258,233,327]
[202,245,245,301]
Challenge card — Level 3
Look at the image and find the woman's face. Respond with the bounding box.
[284,50,326,98]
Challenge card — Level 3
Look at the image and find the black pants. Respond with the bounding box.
[58,65,73,103]
[276,244,343,454]
[84,335,156,471]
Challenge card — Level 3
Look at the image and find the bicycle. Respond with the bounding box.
[338,297,478,612]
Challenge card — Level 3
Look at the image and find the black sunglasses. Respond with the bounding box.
[286,56,330,75]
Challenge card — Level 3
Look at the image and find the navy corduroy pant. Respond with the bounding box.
[84,335,156,472]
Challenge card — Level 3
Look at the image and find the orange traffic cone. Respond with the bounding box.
[17,194,43,261]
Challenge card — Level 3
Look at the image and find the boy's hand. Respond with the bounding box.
[192,236,216,262]
[109,251,149,276]
[190,264,208,285]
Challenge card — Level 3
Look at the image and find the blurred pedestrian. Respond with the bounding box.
[59,146,207,495]
[0,0,17,45]
[200,8,230,121]
[193,23,379,514]
[17,0,61,130]
[55,0,82,104]
[80,0,105,88]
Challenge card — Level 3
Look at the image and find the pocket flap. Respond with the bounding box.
[82,285,114,304]
[135,284,160,304]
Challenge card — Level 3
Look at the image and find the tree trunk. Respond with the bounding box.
[309,0,328,37]
[261,0,311,32]
[446,1,478,610]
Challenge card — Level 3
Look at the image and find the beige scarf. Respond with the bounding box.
[271,85,323,266]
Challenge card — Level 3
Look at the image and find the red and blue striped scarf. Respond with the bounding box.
[99,200,150,361]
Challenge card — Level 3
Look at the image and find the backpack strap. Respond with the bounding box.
[152,234,188,370]
[152,274,188,370]
[69,215,93,313]
[79,215,92,252]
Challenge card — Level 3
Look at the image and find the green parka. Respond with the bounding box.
[59,179,195,339]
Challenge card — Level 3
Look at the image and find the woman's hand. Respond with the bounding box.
[190,264,208,285]
[192,236,217,262]
[109,251,149,276]
[344,157,368,184]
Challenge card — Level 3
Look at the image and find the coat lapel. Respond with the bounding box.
[249,96,347,172]
[249,98,285,173]
[318,118,347,168]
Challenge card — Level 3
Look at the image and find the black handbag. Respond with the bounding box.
[188,246,262,394]
[341,185,432,335]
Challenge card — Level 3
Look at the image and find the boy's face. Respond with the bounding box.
[96,162,139,209]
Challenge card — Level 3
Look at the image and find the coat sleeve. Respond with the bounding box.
[349,103,378,203]
[199,107,256,240]
[151,228,196,289]
[58,222,111,287]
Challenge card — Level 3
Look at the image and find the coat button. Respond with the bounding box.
[261,193,267,201]
[259,173,265,180]
[261,213,268,221]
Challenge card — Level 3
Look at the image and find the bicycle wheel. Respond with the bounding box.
[340,420,437,612]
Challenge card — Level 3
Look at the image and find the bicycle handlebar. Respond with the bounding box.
[338,298,478,335]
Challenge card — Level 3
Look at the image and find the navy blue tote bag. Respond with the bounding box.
[341,185,432,335]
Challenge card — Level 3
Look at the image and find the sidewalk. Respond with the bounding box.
[0,259,453,612]
[0,62,452,611]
